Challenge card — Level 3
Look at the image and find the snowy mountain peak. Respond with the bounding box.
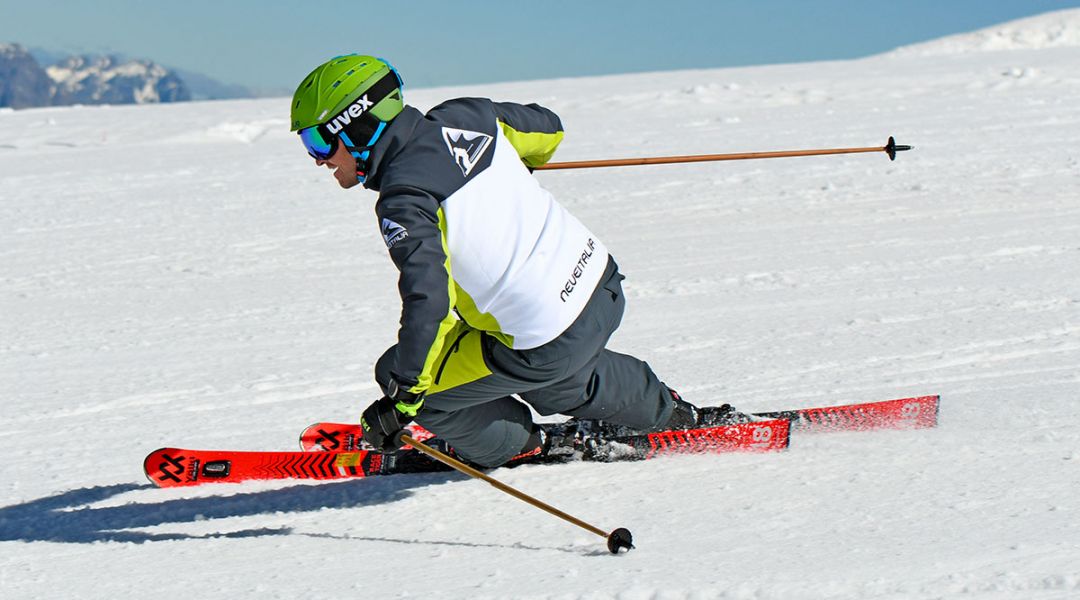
[1,42,36,61]
[44,53,189,105]
[890,8,1080,56]
[2,45,256,107]
[0,43,52,108]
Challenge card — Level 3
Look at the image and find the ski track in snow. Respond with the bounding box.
[2,15,1080,600]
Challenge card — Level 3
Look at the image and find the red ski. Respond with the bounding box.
[143,447,390,488]
[299,395,939,452]
[145,419,790,488]
[755,395,939,432]
[144,396,937,488]
[616,418,790,460]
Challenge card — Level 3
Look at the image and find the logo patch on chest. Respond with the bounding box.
[442,127,493,177]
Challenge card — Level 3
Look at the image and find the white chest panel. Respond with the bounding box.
[440,128,608,349]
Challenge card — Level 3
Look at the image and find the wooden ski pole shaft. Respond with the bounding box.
[398,433,634,554]
[534,136,912,171]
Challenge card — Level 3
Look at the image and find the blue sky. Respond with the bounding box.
[2,0,1078,92]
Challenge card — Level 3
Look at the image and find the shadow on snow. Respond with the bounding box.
[0,473,461,544]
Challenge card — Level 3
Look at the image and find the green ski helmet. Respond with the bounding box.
[291,54,404,181]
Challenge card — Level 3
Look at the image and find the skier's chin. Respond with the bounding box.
[335,168,360,189]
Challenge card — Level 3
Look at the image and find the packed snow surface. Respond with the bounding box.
[2,13,1079,600]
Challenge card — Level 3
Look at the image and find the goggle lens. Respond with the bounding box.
[299,125,337,160]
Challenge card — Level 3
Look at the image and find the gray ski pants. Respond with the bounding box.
[375,257,675,467]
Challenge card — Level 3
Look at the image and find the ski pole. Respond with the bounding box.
[397,433,635,554]
[534,136,913,171]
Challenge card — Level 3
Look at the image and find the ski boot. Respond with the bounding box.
[666,387,754,428]
[508,421,596,464]
[501,419,632,464]
[535,419,638,463]
[515,388,755,464]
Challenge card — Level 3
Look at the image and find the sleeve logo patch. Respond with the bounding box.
[381,218,409,248]
[442,127,493,177]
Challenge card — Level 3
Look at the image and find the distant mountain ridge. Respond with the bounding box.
[46,53,189,105]
[0,43,257,109]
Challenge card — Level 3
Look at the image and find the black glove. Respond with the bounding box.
[360,380,425,453]
[361,396,409,453]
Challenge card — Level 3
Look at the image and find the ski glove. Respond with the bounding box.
[360,381,425,453]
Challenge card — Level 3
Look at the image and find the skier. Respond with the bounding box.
[289,55,743,467]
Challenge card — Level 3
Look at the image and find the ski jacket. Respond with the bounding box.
[363,98,609,396]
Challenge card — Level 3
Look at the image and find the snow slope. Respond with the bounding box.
[2,13,1079,600]
[890,7,1080,55]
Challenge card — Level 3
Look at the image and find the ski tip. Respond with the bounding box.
[299,422,321,451]
[927,394,941,428]
[143,447,181,487]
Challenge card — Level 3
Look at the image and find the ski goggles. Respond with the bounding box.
[299,124,339,160]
